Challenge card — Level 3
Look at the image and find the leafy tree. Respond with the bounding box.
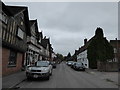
[64,56,67,61]
[67,52,71,57]
[72,54,77,61]
[87,28,114,68]
[56,53,64,61]
[66,52,72,61]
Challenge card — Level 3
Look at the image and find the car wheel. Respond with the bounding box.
[46,76,50,80]
[82,68,85,71]
[50,70,52,76]
[27,77,31,80]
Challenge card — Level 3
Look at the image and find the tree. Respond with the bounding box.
[66,52,72,61]
[87,27,114,68]
[56,53,64,61]
[67,52,71,57]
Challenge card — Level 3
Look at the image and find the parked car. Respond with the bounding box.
[67,61,74,66]
[66,61,68,64]
[73,62,85,71]
[71,61,76,68]
[50,61,56,68]
[26,61,52,80]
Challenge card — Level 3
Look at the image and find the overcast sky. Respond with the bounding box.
[4,2,118,56]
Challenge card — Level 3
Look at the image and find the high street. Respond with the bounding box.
[14,62,118,88]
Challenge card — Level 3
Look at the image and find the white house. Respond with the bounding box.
[76,38,90,68]
[77,49,89,68]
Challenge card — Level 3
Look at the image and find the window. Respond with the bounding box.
[31,36,35,44]
[8,34,11,43]
[2,24,7,40]
[114,48,117,53]
[2,30,5,40]
[2,12,8,24]
[39,38,41,43]
[8,50,17,66]
[0,12,2,20]
[31,25,35,32]
[17,27,24,39]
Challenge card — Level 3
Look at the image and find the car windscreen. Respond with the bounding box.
[36,62,49,67]
[51,62,55,64]
[68,61,73,63]
[76,63,82,66]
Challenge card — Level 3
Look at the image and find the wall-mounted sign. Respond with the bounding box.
[29,45,39,53]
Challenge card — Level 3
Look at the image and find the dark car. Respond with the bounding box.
[73,62,85,71]
[71,61,76,68]
[50,61,56,68]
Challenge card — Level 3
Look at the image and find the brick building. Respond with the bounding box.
[110,38,120,62]
[1,2,30,76]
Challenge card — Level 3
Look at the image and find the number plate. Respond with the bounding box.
[34,75,38,78]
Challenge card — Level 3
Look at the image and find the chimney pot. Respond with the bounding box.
[84,38,87,45]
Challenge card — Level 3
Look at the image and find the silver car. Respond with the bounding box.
[67,61,74,66]
[73,62,85,71]
[26,61,52,80]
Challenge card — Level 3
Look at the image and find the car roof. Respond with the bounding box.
[68,61,74,62]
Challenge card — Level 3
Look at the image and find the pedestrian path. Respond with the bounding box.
[2,71,26,89]
[85,69,119,86]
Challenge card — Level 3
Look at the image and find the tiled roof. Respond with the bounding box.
[29,20,36,27]
[110,40,120,43]
[2,2,31,36]
[6,6,26,16]
[29,20,39,37]
[78,36,95,54]
[41,38,50,49]
[2,2,12,16]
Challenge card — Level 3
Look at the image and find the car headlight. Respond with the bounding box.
[26,67,31,72]
[42,69,49,72]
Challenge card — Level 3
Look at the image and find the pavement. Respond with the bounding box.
[2,71,26,89]
[85,68,119,86]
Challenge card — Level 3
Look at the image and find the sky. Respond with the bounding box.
[3,1,118,56]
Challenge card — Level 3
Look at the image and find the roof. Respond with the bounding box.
[110,40,120,48]
[78,36,95,54]
[29,20,36,27]
[29,19,39,37]
[110,40,120,43]
[2,2,12,16]
[2,2,31,36]
[6,6,26,16]
[41,38,50,49]
[39,32,43,39]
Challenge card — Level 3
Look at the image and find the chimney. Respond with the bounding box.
[84,38,87,45]
[44,36,46,39]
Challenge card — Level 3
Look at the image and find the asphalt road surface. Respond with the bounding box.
[16,62,118,88]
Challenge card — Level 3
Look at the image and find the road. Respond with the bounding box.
[16,62,118,88]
